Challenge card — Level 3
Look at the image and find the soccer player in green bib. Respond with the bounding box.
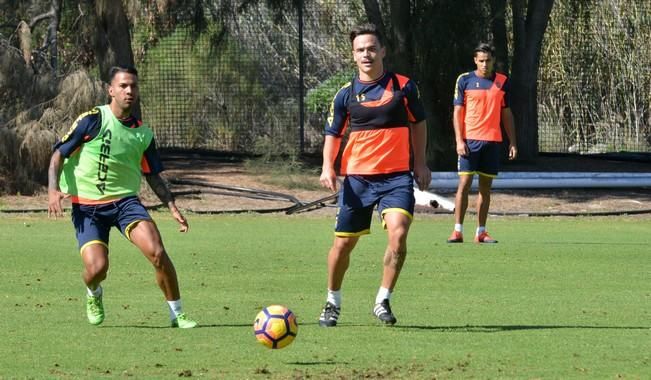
[47,66,197,328]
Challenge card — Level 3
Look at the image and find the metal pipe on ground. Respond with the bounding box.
[428,172,651,190]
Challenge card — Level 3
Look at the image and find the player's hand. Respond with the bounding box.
[169,203,189,233]
[319,168,338,192]
[47,190,68,218]
[413,163,432,191]
[508,144,518,160]
[456,141,469,157]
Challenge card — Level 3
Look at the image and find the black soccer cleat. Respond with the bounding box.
[373,299,397,325]
[319,301,341,327]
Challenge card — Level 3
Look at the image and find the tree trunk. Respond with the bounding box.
[489,0,509,74]
[17,21,31,67]
[360,0,412,75]
[361,0,385,36]
[387,0,412,74]
[510,0,554,161]
[91,0,139,117]
[45,0,62,73]
[91,0,135,79]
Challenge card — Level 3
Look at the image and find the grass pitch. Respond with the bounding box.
[0,213,649,379]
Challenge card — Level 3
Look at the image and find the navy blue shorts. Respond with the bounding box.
[334,172,415,237]
[71,196,152,253]
[457,139,502,177]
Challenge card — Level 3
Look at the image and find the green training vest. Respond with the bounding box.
[59,105,154,201]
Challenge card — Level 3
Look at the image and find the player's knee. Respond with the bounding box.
[332,237,356,253]
[478,186,491,197]
[458,177,473,190]
[86,259,109,279]
[148,247,169,268]
[386,222,409,243]
[391,223,409,236]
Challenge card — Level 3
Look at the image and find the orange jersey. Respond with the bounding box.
[325,72,425,175]
[453,71,509,142]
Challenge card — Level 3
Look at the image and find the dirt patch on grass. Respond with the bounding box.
[1,155,650,217]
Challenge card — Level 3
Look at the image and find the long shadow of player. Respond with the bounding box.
[102,323,253,329]
[395,324,650,332]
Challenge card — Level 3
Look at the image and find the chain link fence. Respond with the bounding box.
[134,0,650,155]
[537,1,651,154]
[137,1,363,155]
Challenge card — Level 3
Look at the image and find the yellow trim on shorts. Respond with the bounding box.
[477,171,497,178]
[335,229,370,237]
[124,219,154,241]
[80,240,108,256]
[458,171,476,176]
[381,208,413,220]
[380,208,413,229]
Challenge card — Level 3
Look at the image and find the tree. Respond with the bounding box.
[489,0,509,74]
[0,0,139,192]
[10,0,62,73]
[362,0,413,75]
[509,0,554,161]
[90,0,135,82]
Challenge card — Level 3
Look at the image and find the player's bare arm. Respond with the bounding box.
[410,120,431,191]
[453,105,468,156]
[47,150,67,218]
[320,135,342,192]
[502,107,518,160]
[145,174,189,232]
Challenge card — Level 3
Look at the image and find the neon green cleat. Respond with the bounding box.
[86,295,105,325]
[171,313,198,329]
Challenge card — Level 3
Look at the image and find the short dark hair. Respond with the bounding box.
[108,65,138,82]
[349,23,384,46]
[473,43,494,57]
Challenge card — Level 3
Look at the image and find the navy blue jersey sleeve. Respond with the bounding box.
[501,77,511,108]
[324,82,351,137]
[453,72,470,106]
[402,79,426,123]
[54,108,101,157]
[142,138,164,175]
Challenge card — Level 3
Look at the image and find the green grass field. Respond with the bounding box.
[0,213,649,379]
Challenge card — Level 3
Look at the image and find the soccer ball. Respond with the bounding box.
[253,305,298,349]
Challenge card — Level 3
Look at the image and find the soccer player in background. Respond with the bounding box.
[447,43,517,244]
[47,65,197,328]
[318,24,431,327]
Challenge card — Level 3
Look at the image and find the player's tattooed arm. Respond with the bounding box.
[145,173,175,205]
[47,150,66,218]
[145,174,189,232]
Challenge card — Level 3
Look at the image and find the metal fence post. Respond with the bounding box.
[298,0,305,153]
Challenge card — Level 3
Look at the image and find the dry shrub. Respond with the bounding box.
[53,70,107,135]
[14,107,46,131]
[0,69,106,194]
[0,127,17,166]
[0,127,18,192]
[38,107,63,130]
[20,123,57,182]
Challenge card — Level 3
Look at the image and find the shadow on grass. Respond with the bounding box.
[101,323,650,332]
[519,241,649,246]
[396,324,650,332]
[286,360,347,366]
[102,323,252,329]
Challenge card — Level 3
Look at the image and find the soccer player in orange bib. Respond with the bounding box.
[318,24,431,327]
[447,43,517,244]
